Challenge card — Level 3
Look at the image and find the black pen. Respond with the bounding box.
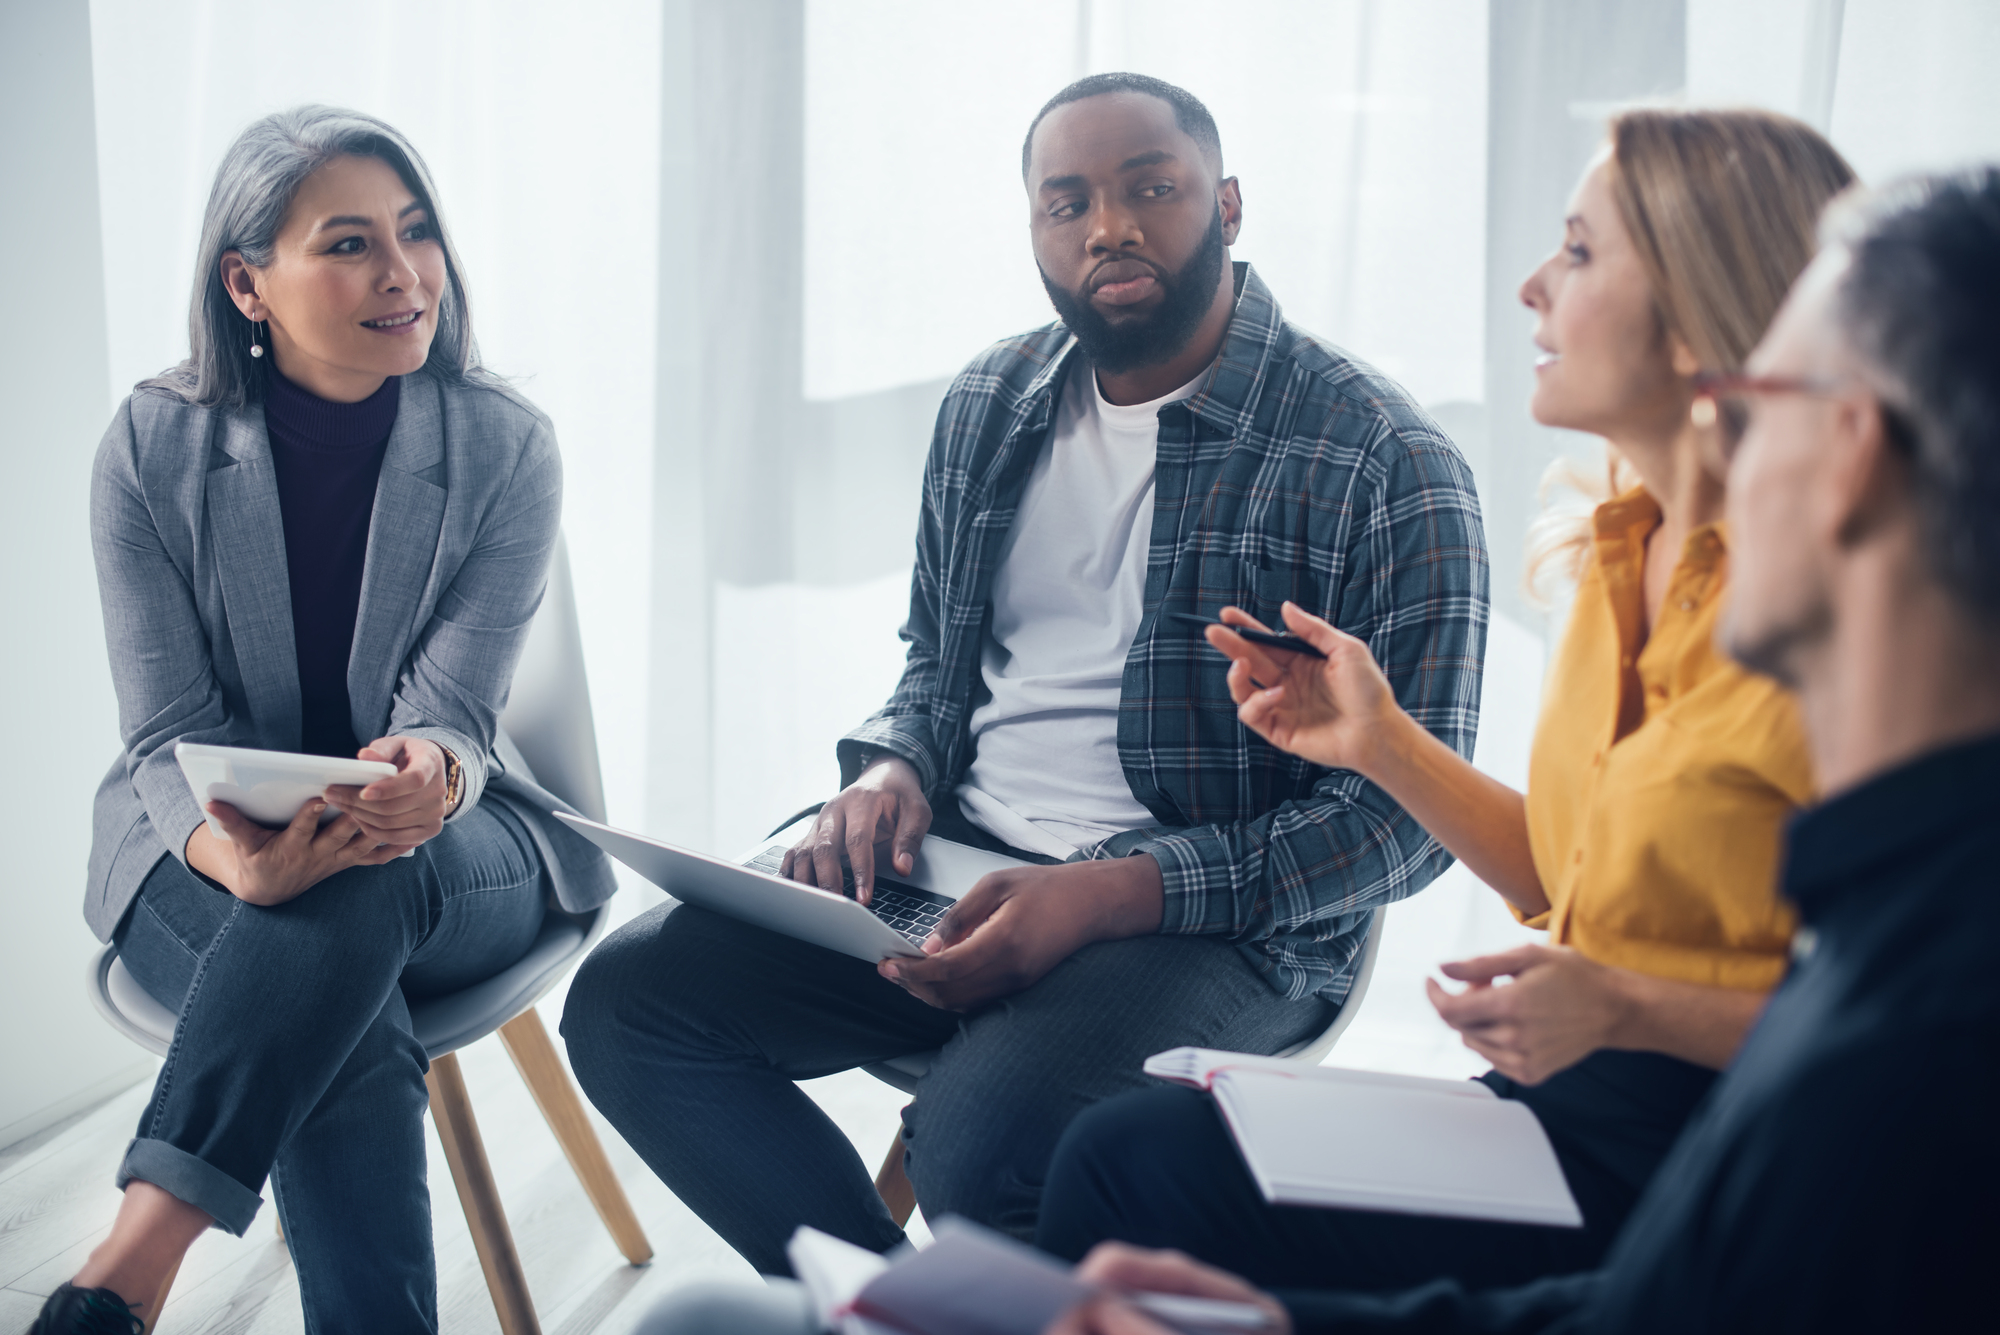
[1167,611,1327,660]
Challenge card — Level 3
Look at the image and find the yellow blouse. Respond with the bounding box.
[1522,489,1814,992]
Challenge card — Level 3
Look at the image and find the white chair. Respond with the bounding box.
[86,535,648,1335]
[861,906,1389,1226]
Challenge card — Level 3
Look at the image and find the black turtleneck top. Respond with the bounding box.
[262,365,401,757]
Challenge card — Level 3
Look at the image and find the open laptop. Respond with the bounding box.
[553,811,1030,962]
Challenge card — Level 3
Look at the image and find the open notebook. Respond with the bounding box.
[1144,1047,1584,1229]
[789,1218,1272,1335]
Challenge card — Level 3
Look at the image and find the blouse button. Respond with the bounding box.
[1573,850,1584,865]
[1679,600,1695,611]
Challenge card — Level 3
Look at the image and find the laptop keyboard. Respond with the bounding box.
[745,847,955,946]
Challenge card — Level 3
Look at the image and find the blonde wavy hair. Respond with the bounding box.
[1522,108,1856,605]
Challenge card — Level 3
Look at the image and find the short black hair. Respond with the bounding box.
[1825,166,2000,622]
[1020,72,1222,181]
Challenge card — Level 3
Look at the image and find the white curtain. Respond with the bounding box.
[802,0,1487,417]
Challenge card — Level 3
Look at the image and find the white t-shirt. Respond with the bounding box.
[955,358,1208,858]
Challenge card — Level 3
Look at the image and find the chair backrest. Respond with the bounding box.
[498,533,606,823]
[89,943,174,1058]
[90,532,613,1065]
[1279,906,1388,1064]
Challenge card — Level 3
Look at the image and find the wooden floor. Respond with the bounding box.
[0,979,924,1334]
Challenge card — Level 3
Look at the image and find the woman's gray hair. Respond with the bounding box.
[144,105,481,407]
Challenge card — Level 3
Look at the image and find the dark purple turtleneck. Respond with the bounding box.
[263,365,401,758]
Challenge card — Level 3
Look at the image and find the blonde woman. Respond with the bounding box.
[1032,109,1855,1292]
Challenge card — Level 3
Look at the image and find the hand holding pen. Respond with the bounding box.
[1046,1242,1289,1335]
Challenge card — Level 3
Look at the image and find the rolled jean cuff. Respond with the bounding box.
[117,1137,262,1236]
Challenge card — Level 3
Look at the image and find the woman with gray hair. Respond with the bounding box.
[35,107,612,1334]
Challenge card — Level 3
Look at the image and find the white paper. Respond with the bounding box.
[788,1226,893,1335]
[1144,1046,1497,1100]
[792,1218,1276,1335]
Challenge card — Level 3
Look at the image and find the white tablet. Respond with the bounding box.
[175,742,397,840]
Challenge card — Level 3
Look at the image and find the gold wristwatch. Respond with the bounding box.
[439,744,463,815]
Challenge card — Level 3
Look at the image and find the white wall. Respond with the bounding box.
[1689,0,2000,179]
[1828,0,2000,180]
[1686,0,1845,128]
[0,0,156,1150]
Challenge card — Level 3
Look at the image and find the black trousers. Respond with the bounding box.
[1033,1049,1715,1293]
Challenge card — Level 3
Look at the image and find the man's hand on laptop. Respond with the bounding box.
[782,754,931,905]
[878,856,1166,1011]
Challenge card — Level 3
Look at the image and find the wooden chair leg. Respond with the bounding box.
[139,1253,181,1335]
[498,1008,654,1265]
[427,1051,542,1335]
[874,1124,917,1229]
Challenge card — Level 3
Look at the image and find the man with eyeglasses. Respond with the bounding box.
[1043,167,2000,1335]
[563,72,1487,1274]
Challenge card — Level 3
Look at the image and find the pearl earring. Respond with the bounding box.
[249,317,265,359]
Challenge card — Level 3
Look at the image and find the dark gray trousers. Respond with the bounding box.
[561,897,1328,1275]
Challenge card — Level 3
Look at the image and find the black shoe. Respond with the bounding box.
[28,1284,143,1334]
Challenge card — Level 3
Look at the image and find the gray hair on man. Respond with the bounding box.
[1821,166,2000,622]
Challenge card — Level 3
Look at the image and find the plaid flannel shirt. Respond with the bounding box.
[839,264,1488,1001]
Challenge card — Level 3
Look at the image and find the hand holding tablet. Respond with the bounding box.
[175,743,436,905]
[177,743,399,839]
[176,741,450,893]
[324,736,455,851]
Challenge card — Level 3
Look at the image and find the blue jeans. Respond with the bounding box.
[113,800,548,1335]
[561,899,1330,1276]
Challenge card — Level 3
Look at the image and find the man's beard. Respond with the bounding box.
[1039,208,1226,375]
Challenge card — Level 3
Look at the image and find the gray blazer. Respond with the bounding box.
[85,369,616,941]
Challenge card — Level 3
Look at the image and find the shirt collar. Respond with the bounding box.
[1592,486,1729,569]
[1592,485,1662,542]
[1784,730,2000,915]
[1181,262,1283,435]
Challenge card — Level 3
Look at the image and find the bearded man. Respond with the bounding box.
[563,72,1488,1273]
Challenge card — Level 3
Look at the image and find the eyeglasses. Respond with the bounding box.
[1690,371,1917,472]
[1689,371,1851,468]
